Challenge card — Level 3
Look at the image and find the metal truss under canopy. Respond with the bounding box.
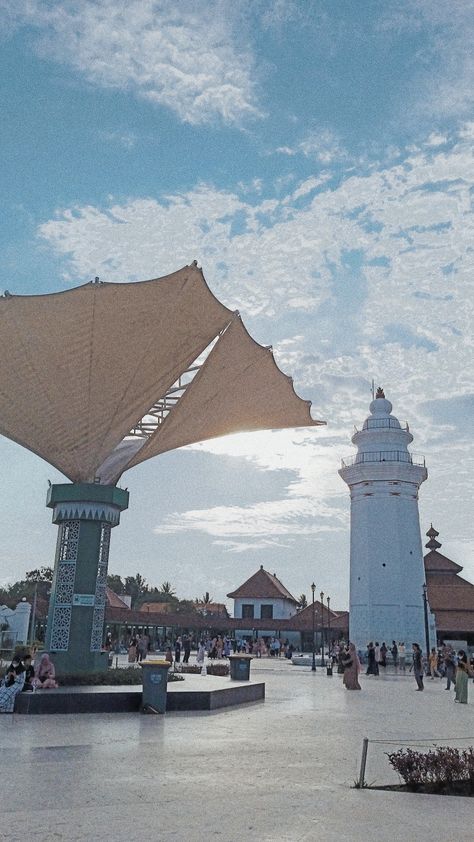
[0,264,324,484]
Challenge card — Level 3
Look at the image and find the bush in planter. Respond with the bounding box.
[206,663,229,676]
[174,663,229,676]
[57,668,184,686]
[387,746,474,793]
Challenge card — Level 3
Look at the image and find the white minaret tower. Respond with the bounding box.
[339,387,429,649]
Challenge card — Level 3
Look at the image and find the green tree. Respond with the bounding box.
[195,591,213,605]
[298,594,308,610]
[124,573,149,607]
[25,567,53,583]
[107,573,125,594]
[159,581,176,598]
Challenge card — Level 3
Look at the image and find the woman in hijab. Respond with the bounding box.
[342,642,362,690]
[34,653,58,688]
[0,656,26,712]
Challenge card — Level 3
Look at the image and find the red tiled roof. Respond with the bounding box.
[139,602,174,613]
[105,587,131,609]
[288,602,348,631]
[227,566,298,602]
[424,550,463,574]
[427,580,474,612]
[195,603,229,617]
[431,611,474,634]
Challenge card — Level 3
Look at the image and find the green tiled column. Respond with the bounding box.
[45,483,129,675]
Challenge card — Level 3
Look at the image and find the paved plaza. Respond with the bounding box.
[1,658,473,842]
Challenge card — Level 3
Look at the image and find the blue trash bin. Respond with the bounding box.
[140,660,171,713]
[229,654,253,681]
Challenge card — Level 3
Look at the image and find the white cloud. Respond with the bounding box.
[37,129,474,550]
[275,129,348,164]
[6,0,262,126]
[99,130,137,149]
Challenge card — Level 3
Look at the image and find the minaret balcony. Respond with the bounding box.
[341,450,426,469]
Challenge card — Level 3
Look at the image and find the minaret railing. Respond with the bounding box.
[341,451,426,469]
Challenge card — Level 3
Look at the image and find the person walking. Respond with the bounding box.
[412,643,424,691]
[429,647,439,679]
[379,642,387,669]
[174,637,182,663]
[182,636,191,664]
[398,642,406,672]
[366,642,379,676]
[196,641,205,665]
[444,647,456,690]
[391,641,398,670]
[341,643,361,690]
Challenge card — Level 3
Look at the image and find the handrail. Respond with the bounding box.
[354,418,409,432]
[341,451,425,468]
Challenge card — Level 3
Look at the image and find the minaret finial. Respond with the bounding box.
[375,386,385,399]
[425,524,441,550]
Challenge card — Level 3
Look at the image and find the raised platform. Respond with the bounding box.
[14,677,265,714]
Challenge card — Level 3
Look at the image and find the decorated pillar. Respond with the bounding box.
[45,483,129,674]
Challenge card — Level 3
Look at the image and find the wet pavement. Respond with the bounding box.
[1,657,473,841]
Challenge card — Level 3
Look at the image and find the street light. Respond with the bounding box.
[326,595,333,676]
[311,583,316,672]
[422,583,430,671]
[320,591,325,667]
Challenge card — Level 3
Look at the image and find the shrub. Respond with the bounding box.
[174,663,229,676]
[388,746,474,793]
[206,663,229,676]
[57,668,184,686]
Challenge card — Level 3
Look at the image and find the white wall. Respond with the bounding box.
[233,597,296,620]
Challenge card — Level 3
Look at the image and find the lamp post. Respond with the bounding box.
[29,582,38,645]
[326,595,333,676]
[422,583,430,672]
[311,583,316,672]
[320,591,325,667]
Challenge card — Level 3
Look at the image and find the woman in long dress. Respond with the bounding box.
[454,661,469,704]
[342,643,361,690]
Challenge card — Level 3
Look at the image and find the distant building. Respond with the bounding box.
[227,565,299,621]
[194,601,229,619]
[424,526,474,646]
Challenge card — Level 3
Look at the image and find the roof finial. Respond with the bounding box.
[425,524,441,550]
[375,386,385,399]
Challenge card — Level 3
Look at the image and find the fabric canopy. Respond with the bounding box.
[0,265,324,484]
[128,315,322,471]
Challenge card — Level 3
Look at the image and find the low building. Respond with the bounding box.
[227,565,299,621]
[424,526,474,646]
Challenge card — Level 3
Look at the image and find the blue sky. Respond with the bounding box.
[1,0,473,608]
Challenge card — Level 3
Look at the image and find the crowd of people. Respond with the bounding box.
[0,651,57,712]
[330,639,473,702]
[121,633,297,665]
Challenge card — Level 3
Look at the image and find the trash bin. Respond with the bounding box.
[229,654,253,681]
[140,659,171,713]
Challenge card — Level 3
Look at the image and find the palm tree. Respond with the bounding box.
[160,581,176,598]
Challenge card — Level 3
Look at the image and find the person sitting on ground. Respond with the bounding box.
[34,653,58,689]
[0,656,26,712]
[22,654,35,692]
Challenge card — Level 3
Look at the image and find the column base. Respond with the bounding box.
[46,650,110,677]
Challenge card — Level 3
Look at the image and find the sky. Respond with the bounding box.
[1,0,473,610]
